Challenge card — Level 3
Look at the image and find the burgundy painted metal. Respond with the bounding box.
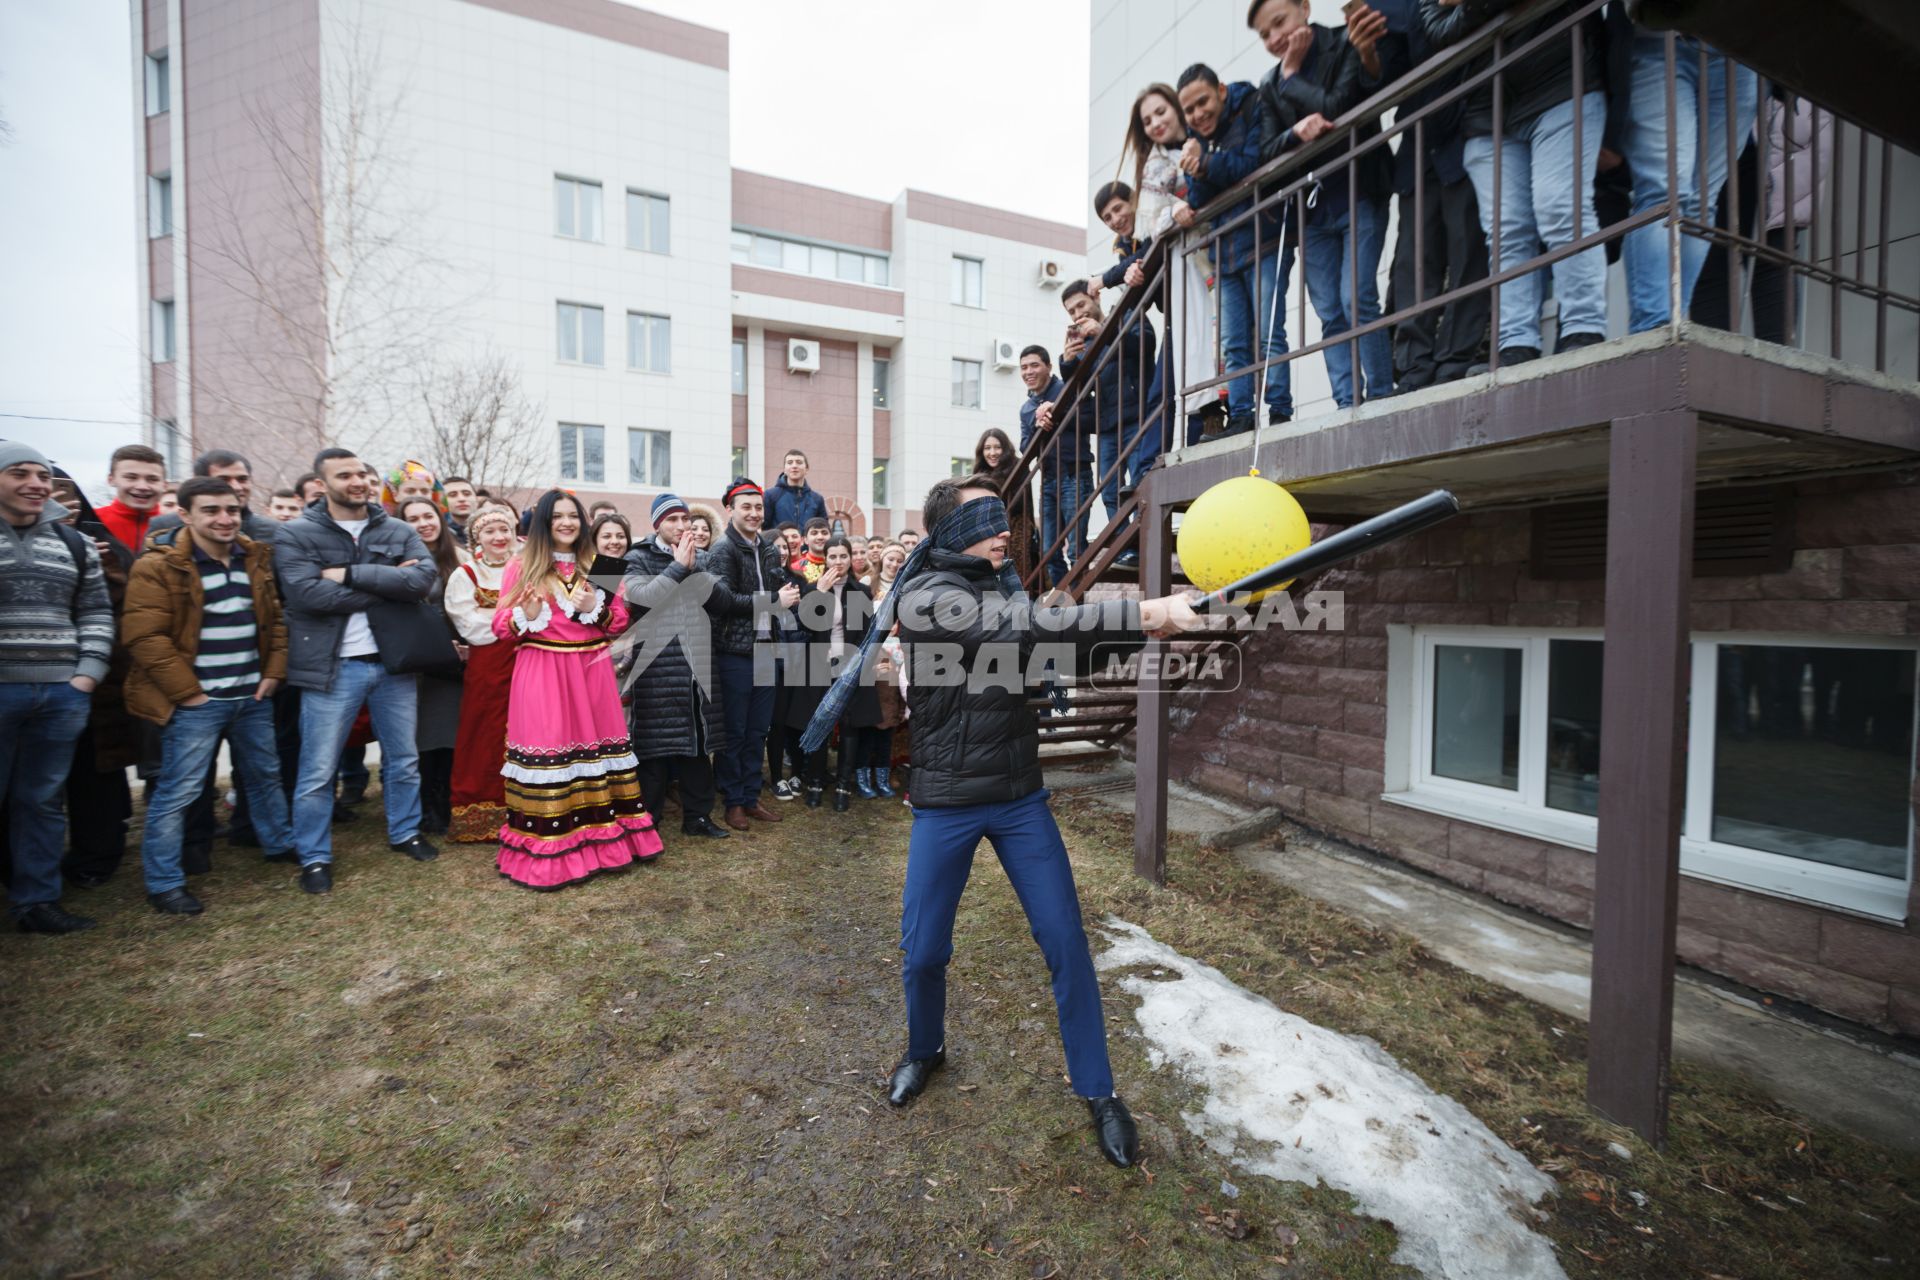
[1587,410,1698,1145]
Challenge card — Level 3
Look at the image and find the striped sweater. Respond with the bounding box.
[0,502,114,684]
[190,542,262,696]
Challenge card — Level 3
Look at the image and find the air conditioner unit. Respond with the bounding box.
[787,338,820,374]
[991,337,1020,371]
[1036,257,1068,288]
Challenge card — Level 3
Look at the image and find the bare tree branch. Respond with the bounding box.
[418,351,547,492]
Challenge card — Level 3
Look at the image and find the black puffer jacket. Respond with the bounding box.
[897,548,1142,809]
[704,522,797,657]
[1420,0,1604,139]
[620,536,726,759]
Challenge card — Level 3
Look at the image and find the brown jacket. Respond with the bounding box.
[122,532,287,726]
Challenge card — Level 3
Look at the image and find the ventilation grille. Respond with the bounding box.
[1531,486,1792,579]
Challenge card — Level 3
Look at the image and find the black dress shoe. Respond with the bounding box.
[148,887,205,915]
[390,835,439,862]
[16,903,99,934]
[679,816,731,839]
[886,1050,944,1107]
[300,864,332,894]
[1087,1096,1139,1168]
[805,785,824,808]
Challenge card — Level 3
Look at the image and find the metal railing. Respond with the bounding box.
[1012,0,1920,611]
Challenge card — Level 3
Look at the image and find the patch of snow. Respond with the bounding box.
[1361,885,1411,911]
[1467,919,1526,952]
[1607,1141,1633,1162]
[1098,918,1567,1280]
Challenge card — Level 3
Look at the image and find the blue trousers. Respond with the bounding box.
[0,680,91,914]
[143,697,292,892]
[1039,467,1092,587]
[291,657,421,865]
[901,788,1114,1098]
[716,650,774,807]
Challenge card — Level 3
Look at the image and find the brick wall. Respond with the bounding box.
[1168,470,1920,1034]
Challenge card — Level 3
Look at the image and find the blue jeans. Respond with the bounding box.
[1217,244,1295,420]
[1039,465,1092,586]
[902,789,1114,1097]
[716,650,774,807]
[1301,194,1395,406]
[143,697,292,892]
[1622,36,1759,332]
[0,680,91,913]
[1463,92,1609,353]
[291,658,421,864]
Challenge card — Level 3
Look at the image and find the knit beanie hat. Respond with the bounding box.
[0,440,53,471]
[650,492,689,528]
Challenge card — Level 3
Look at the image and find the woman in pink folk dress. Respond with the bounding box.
[492,489,662,888]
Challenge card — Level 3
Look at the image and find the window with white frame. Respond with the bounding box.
[154,418,184,476]
[731,339,747,394]
[558,422,604,483]
[628,428,670,487]
[626,189,669,254]
[872,355,891,409]
[151,299,175,363]
[951,358,982,409]
[145,52,169,116]
[951,255,984,307]
[872,457,890,508]
[148,174,171,238]
[554,176,602,242]
[626,312,670,374]
[729,229,889,285]
[556,302,603,365]
[1387,626,1917,919]
[731,444,748,477]
[950,456,974,478]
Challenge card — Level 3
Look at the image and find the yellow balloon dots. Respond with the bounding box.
[1176,474,1312,602]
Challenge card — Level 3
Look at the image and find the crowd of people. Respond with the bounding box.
[1008,0,1786,586]
[0,440,933,931]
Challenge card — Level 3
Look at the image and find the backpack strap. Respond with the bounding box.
[48,521,92,613]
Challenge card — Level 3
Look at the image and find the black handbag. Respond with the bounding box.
[364,599,464,679]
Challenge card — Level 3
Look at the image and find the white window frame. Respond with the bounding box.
[731,339,748,395]
[151,298,176,363]
[729,228,891,288]
[145,52,169,116]
[1383,624,1917,920]
[951,358,982,409]
[625,189,670,254]
[557,422,604,484]
[628,428,671,487]
[951,254,984,307]
[147,173,172,238]
[556,301,604,366]
[872,356,891,409]
[554,175,603,243]
[625,311,671,374]
[872,457,890,508]
[154,418,184,476]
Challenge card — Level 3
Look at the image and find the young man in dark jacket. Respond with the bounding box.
[121,477,292,915]
[620,492,730,842]
[0,442,113,934]
[1178,64,1292,434]
[876,476,1206,1167]
[1251,0,1408,407]
[275,448,439,894]
[767,450,829,529]
[1018,345,1087,588]
[702,478,801,830]
[1058,280,1157,567]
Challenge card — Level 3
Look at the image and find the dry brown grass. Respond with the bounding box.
[0,782,1912,1279]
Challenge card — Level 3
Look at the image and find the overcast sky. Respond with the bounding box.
[0,0,1091,491]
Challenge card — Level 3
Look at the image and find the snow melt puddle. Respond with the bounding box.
[1361,885,1410,911]
[1097,918,1567,1280]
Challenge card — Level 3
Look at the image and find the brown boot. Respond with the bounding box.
[743,802,783,822]
[724,805,752,831]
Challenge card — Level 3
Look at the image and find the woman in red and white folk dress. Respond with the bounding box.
[492,490,663,887]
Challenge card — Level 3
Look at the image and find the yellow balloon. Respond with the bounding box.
[1176,475,1312,601]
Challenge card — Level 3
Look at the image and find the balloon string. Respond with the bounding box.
[1247,235,1286,481]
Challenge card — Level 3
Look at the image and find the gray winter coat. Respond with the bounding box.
[620,536,726,759]
[274,504,435,691]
